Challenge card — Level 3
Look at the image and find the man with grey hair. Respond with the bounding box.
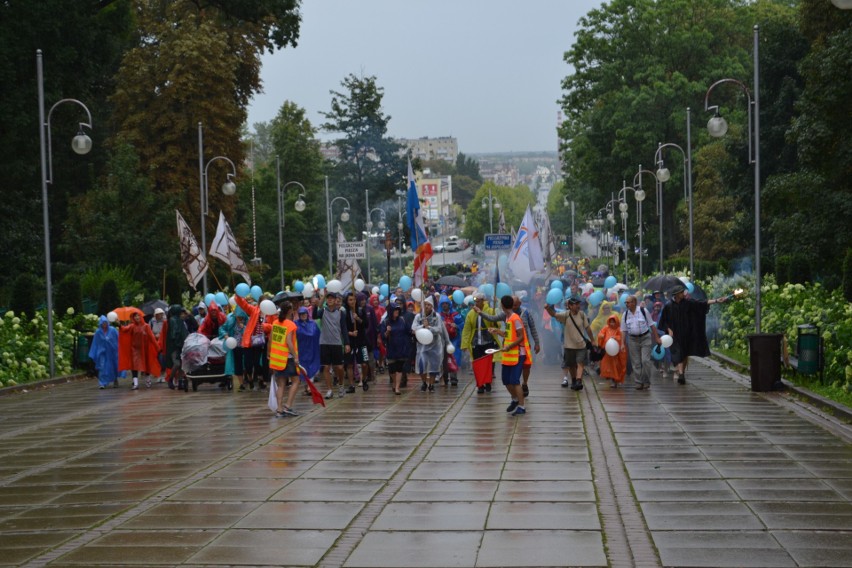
[621,294,661,390]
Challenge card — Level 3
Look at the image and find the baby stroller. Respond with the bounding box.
[181,333,233,392]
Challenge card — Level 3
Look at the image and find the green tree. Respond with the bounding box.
[320,74,407,237]
[55,275,83,317]
[463,182,536,244]
[97,279,121,317]
[10,274,39,319]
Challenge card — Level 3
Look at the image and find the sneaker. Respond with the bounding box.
[339,386,346,397]
[281,406,299,416]
[167,380,175,390]
[677,373,686,385]
[477,386,485,394]
[145,378,152,389]
[325,389,334,400]
[428,384,435,392]
[561,376,570,388]
[98,385,105,390]
[576,380,584,391]
[485,382,492,392]
[157,377,165,384]
[420,382,428,392]
[506,400,519,413]
[131,384,139,390]
[512,406,526,416]
[238,383,247,392]
[522,384,529,397]
[362,381,369,391]
[450,377,458,386]
[346,385,356,394]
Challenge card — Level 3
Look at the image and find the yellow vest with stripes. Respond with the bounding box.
[503,312,529,366]
[269,320,298,371]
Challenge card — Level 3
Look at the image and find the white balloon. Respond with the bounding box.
[372,286,380,295]
[225,336,238,350]
[411,288,424,302]
[326,279,343,294]
[583,282,594,292]
[464,295,474,305]
[303,283,314,297]
[679,276,690,283]
[415,328,433,345]
[660,334,673,348]
[354,278,366,292]
[605,338,620,356]
[259,300,278,316]
[107,311,118,323]
[446,344,456,354]
[229,295,237,307]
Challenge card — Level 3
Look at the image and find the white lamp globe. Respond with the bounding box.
[707,115,729,138]
[656,167,671,182]
[340,210,350,222]
[222,180,236,196]
[295,198,306,212]
[71,132,92,155]
[635,189,646,202]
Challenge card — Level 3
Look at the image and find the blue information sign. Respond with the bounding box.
[484,233,512,251]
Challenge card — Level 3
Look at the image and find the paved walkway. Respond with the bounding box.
[0,360,850,567]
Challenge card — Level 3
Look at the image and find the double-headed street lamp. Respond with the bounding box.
[654,111,694,277]
[633,167,657,275]
[365,196,386,282]
[275,157,307,291]
[38,49,94,378]
[324,178,351,276]
[481,188,501,233]
[198,122,237,296]
[704,25,761,332]
[618,180,647,284]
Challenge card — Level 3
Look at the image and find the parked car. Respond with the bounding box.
[445,236,461,252]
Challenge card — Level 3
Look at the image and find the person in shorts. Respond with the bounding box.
[545,297,593,391]
[312,292,350,398]
[268,301,300,417]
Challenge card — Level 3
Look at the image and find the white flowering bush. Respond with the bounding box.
[0,309,99,387]
[707,274,852,400]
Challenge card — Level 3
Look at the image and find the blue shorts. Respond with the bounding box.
[501,355,526,385]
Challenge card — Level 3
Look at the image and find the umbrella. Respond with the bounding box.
[139,299,168,317]
[436,275,468,288]
[641,274,685,293]
[688,282,708,301]
[461,286,477,296]
[111,306,144,321]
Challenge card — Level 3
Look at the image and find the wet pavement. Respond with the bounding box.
[0,359,850,567]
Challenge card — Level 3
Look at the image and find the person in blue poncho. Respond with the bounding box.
[295,306,321,383]
[219,308,248,385]
[89,315,119,389]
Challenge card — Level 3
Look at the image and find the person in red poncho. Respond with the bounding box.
[597,313,626,389]
[198,300,227,340]
[119,312,161,390]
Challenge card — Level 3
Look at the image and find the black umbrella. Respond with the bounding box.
[436,275,468,287]
[139,299,168,317]
[641,274,685,293]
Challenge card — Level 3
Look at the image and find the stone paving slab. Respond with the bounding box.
[0,358,849,567]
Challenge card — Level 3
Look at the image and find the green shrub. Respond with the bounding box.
[843,248,852,302]
[97,279,122,315]
[775,255,792,285]
[80,264,144,306]
[55,274,83,318]
[788,254,812,285]
[10,273,38,318]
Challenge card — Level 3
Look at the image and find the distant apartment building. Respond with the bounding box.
[397,136,458,163]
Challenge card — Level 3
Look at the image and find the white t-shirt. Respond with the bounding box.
[621,306,654,336]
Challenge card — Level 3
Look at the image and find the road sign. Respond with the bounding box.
[337,240,366,260]
[484,233,512,251]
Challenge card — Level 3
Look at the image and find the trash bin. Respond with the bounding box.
[748,333,784,392]
[796,324,821,377]
[75,333,93,368]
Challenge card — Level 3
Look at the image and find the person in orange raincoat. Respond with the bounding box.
[119,312,161,390]
[597,313,626,388]
[234,294,273,391]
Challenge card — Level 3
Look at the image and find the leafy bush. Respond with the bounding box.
[97,279,122,316]
[708,274,852,392]
[80,264,144,306]
[843,248,852,302]
[10,273,39,318]
[55,274,83,319]
[0,309,98,386]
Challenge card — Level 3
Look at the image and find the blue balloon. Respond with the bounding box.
[546,288,564,306]
[399,275,412,292]
[314,275,326,290]
[496,282,512,299]
[235,283,250,298]
[294,280,304,292]
[619,292,630,306]
[215,292,228,307]
[589,291,605,307]
[651,344,666,361]
[379,295,385,302]
[250,285,262,301]
[482,283,495,298]
[452,290,465,305]
[380,284,389,297]
[498,254,508,270]
[686,282,695,294]
[204,293,215,307]
[550,280,564,290]
[604,276,617,289]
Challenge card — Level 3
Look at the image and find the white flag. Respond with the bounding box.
[209,211,251,284]
[507,205,545,280]
[537,209,558,264]
[176,210,208,289]
[498,208,508,234]
[336,225,363,291]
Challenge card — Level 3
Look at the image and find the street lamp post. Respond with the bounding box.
[704,25,761,332]
[633,167,657,277]
[275,159,307,291]
[326,191,351,277]
[395,189,406,272]
[198,122,237,295]
[654,116,693,277]
[563,196,575,256]
[37,49,94,378]
[481,187,501,233]
[619,179,647,284]
[366,201,386,283]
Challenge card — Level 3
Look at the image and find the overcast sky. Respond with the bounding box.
[246,0,605,154]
